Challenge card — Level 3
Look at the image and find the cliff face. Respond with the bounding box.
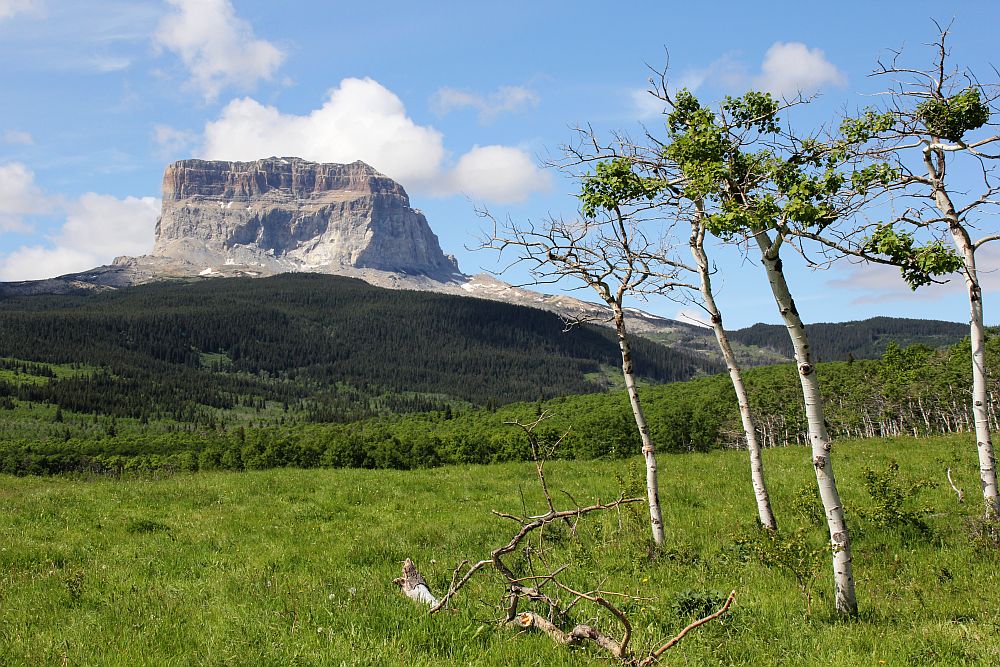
[152,157,460,277]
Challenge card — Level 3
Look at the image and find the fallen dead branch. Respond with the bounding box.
[396,558,735,664]
[946,467,965,503]
[392,414,736,664]
[638,589,736,666]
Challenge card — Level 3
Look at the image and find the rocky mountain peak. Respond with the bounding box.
[0,156,690,341]
[152,157,460,278]
[160,157,403,202]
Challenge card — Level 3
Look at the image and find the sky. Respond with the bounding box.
[0,0,998,328]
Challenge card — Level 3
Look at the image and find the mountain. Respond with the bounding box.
[151,157,461,279]
[0,157,694,338]
[0,157,971,363]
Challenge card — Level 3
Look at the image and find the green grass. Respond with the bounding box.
[1,435,998,665]
[0,358,95,386]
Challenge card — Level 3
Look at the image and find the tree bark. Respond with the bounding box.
[946,220,1000,519]
[612,305,665,545]
[691,223,777,530]
[754,231,858,615]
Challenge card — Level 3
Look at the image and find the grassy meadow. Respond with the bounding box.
[1,434,998,665]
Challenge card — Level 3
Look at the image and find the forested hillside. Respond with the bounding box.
[1,332,995,476]
[729,317,968,362]
[0,273,719,421]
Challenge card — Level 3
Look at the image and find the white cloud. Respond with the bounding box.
[431,85,539,123]
[86,54,132,73]
[752,42,847,98]
[664,44,845,101]
[153,123,198,157]
[60,193,160,258]
[0,246,96,281]
[827,246,1000,305]
[2,129,33,145]
[0,0,42,21]
[448,145,550,204]
[0,193,160,281]
[631,89,664,120]
[0,162,49,231]
[200,77,550,203]
[155,0,284,101]
[203,78,445,186]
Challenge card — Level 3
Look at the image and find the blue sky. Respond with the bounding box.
[0,0,997,328]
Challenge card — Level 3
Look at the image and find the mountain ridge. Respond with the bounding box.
[0,156,696,338]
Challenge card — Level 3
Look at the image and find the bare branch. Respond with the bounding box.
[638,590,736,666]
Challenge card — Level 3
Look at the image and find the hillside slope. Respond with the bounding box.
[727,316,969,362]
[0,273,720,419]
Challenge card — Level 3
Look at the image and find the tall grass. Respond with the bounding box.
[1,434,997,665]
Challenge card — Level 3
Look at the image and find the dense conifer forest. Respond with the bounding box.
[0,274,721,421]
[729,317,969,362]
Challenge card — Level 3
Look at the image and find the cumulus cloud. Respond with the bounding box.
[200,77,550,203]
[0,0,42,21]
[431,85,539,123]
[658,43,845,103]
[447,145,549,204]
[752,42,847,98]
[155,0,284,101]
[203,78,446,186]
[0,162,49,231]
[0,193,160,281]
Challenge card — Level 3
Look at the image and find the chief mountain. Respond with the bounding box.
[0,157,966,365]
[1,157,679,333]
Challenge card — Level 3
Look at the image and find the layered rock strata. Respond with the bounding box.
[152,158,460,279]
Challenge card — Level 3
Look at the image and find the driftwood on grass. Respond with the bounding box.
[393,558,440,606]
[392,415,736,664]
[637,589,736,667]
[395,558,735,664]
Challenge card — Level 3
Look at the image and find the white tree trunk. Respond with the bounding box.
[691,226,777,530]
[946,223,1000,519]
[755,232,858,615]
[612,306,665,545]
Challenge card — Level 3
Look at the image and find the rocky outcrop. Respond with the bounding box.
[152,158,460,279]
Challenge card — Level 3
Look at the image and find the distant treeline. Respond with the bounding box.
[1,333,995,477]
[729,316,969,362]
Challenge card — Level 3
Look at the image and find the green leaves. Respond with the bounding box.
[862,225,963,288]
[662,89,856,234]
[916,88,990,142]
[579,158,664,217]
[839,109,896,145]
[850,163,899,191]
[664,90,732,202]
[721,91,780,134]
[861,460,935,533]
